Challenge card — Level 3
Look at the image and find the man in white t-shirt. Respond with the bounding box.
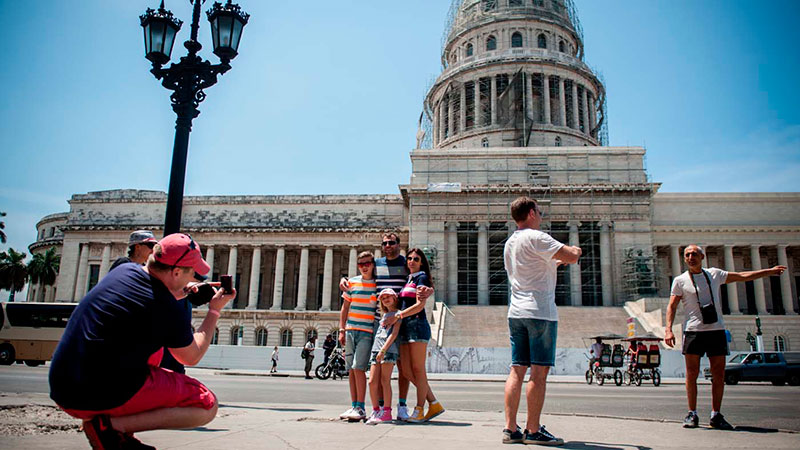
[502,196,581,446]
[665,244,786,430]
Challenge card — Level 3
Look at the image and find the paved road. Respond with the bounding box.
[4,365,799,431]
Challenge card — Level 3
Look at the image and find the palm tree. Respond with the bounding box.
[28,248,60,301]
[0,212,6,244]
[0,249,28,302]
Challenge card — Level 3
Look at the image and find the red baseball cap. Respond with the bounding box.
[154,233,211,276]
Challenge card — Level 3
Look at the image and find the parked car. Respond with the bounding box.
[704,351,800,386]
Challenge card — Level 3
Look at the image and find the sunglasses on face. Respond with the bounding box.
[381,240,397,247]
[171,235,197,270]
[357,261,374,267]
[685,252,701,257]
[142,242,156,249]
[407,256,421,262]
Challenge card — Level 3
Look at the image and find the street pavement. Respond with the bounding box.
[0,366,798,449]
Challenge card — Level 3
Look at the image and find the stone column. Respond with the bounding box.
[599,222,613,306]
[477,223,489,305]
[777,245,795,315]
[526,73,534,122]
[225,245,238,309]
[448,95,455,137]
[542,74,551,124]
[750,245,767,314]
[723,245,740,314]
[670,245,682,278]
[374,248,382,259]
[490,75,498,125]
[73,243,90,301]
[348,246,358,278]
[460,83,467,132]
[581,86,589,134]
[474,78,482,127]
[271,246,285,310]
[447,222,459,305]
[205,245,215,278]
[98,244,111,280]
[568,221,582,306]
[439,100,446,143]
[571,81,579,129]
[321,245,334,311]
[295,246,309,311]
[558,77,567,127]
[432,106,438,146]
[247,245,261,310]
[588,92,597,135]
[699,244,709,268]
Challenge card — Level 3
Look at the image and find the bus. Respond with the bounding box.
[0,302,77,367]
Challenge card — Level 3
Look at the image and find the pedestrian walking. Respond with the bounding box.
[303,336,317,379]
[270,346,279,374]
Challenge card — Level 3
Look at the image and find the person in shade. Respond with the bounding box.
[502,196,581,445]
[665,244,786,430]
[109,230,158,271]
[49,233,236,450]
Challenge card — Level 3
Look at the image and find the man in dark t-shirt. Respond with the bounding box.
[50,233,236,450]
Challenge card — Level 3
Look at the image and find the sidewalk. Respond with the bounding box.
[3,395,797,450]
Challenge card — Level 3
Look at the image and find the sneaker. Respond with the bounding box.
[364,409,381,425]
[683,411,699,428]
[406,406,425,423]
[366,408,393,425]
[339,407,355,420]
[523,426,564,446]
[121,434,156,450]
[83,415,123,450]
[346,406,367,421]
[396,405,410,421]
[502,426,524,444]
[421,401,445,422]
[709,413,734,430]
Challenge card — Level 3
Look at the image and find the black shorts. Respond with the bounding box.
[683,330,729,357]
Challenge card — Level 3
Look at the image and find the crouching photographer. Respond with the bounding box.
[49,233,236,450]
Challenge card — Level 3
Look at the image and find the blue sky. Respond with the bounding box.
[1,0,799,269]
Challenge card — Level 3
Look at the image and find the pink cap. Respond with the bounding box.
[154,233,211,276]
[378,288,397,298]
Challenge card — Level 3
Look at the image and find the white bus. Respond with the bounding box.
[0,302,77,366]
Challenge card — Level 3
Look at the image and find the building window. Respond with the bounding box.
[555,136,562,146]
[87,264,100,291]
[466,43,473,56]
[255,327,268,346]
[230,326,243,345]
[774,335,787,351]
[306,328,318,342]
[280,328,293,347]
[559,40,565,52]
[483,0,497,12]
[509,0,523,6]
[48,227,55,237]
[486,35,497,51]
[511,32,523,48]
[211,328,219,345]
[481,137,489,147]
[537,33,547,49]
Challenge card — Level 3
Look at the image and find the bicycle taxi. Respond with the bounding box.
[622,335,663,386]
[583,335,626,386]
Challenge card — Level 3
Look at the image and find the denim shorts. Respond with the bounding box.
[369,350,399,365]
[508,318,558,367]
[398,316,431,344]
[345,330,374,372]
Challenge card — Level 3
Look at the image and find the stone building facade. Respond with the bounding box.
[28,0,800,350]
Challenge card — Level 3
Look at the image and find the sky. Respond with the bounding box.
[1,0,799,289]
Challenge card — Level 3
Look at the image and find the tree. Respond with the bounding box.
[0,212,6,244]
[0,249,28,302]
[28,248,60,301]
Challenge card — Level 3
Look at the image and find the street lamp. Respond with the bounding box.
[140,0,249,236]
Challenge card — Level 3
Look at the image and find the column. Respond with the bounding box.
[205,245,215,279]
[432,106,438,146]
[295,246,309,311]
[571,80,579,129]
[723,245,740,314]
[750,245,767,314]
[321,246,334,311]
[526,73,534,122]
[698,244,709,268]
[474,78,482,127]
[588,92,597,135]
[777,245,795,315]
[581,86,589,135]
[98,244,111,280]
[599,222,613,306]
[447,95,454,137]
[439,100,446,143]
[490,75,497,125]
[477,223,489,305]
[247,245,261,310]
[374,248,382,259]
[568,221,582,306]
[670,245,682,278]
[460,83,467,132]
[348,246,358,278]
[271,246,285,310]
[225,245,238,309]
[73,243,90,301]
[542,74,551,124]
[558,77,567,127]
[447,222,458,305]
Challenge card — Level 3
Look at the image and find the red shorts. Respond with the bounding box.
[61,352,216,420]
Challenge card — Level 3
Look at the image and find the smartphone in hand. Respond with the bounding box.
[220,275,233,294]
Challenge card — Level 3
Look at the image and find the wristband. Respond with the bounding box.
[397,312,403,320]
[208,309,221,318]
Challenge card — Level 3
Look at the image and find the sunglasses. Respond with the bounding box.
[407,256,421,262]
[171,235,197,270]
[381,240,397,247]
[357,261,374,267]
[685,251,701,257]
[143,242,156,249]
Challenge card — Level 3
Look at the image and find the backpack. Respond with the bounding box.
[300,348,308,359]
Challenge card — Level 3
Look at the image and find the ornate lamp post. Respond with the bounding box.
[140,0,249,236]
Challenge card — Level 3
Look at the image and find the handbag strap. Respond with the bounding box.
[687,269,715,307]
